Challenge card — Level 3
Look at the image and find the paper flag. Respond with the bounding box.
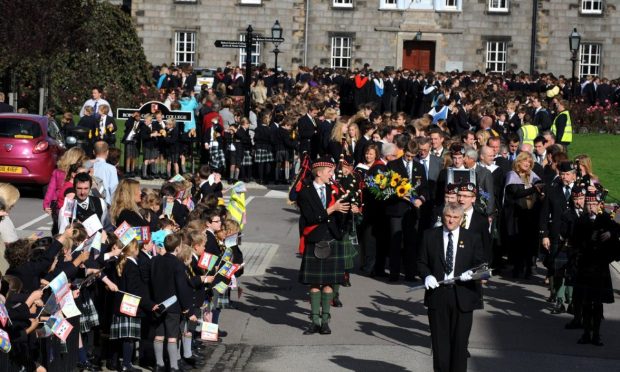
[63,199,76,218]
[49,272,70,300]
[73,232,100,253]
[169,174,185,182]
[197,252,217,271]
[217,261,240,280]
[213,281,229,295]
[0,329,11,353]
[0,303,9,327]
[82,213,103,237]
[160,295,177,309]
[119,227,138,246]
[132,226,151,242]
[120,293,141,317]
[114,221,132,238]
[224,234,238,249]
[200,322,218,342]
[163,199,173,217]
[50,316,74,342]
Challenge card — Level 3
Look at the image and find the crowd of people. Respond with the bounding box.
[0,63,619,372]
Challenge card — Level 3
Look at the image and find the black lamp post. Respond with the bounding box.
[271,20,283,71]
[569,28,581,101]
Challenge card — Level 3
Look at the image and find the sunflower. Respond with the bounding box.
[396,185,407,198]
[380,178,388,189]
[374,173,386,184]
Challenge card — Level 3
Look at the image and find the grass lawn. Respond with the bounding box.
[570,133,620,201]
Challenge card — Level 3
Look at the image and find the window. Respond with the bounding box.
[445,0,458,9]
[486,41,507,73]
[579,43,601,77]
[435,0,461,11]
[174,31,196,65]
[175,0,197,3]
[333,0,353,7]
[489,0,509,12]
[239,34,261,67]
[581,0,603,14]
[380,0,397,9]
[240,0,261,4]
[331,36,351,68]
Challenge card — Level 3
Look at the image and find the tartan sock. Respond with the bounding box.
[154,340,164,367]
[321,292,333,324]
[310,291,321,326]
[167,342,179,369]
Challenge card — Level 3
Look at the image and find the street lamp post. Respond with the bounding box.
[569,28,581,101]
[271,20,283,71]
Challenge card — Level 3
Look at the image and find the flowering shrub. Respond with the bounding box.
[571,98,620,133]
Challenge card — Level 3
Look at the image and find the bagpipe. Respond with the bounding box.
[407,263,493,292]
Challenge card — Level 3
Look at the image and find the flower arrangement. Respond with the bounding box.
[366,170,418,202]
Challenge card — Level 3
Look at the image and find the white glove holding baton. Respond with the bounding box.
[459,270,474,281]
[424,275,439,290]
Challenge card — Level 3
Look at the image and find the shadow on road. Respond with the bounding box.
[329,355,413,372]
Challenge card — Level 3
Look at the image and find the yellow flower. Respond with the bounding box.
[404,183,412,192]
[390,179,399,188]
[390,172,401,183]
[396,185,407,198]
[380,178,388,189]
[375,173,386,184]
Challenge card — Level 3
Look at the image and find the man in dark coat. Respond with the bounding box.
[418,202,484,372]
[297,103,321,160]
[297,158,352,335]
[457,183,492,263]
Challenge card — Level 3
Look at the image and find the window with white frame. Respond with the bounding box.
[333,0,353,7]
[174,31,196,65]
[579,43,601,77]
[240,0,262,4]
[581,0,603,14]
[331,36,351,69]
[175,0,197,3]
[489,0,509,12]
[380,0,398,9]
[239,34,261,67]
[445,0,458,9]
[486,41,507,73]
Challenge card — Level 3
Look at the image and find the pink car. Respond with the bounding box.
[0,113,63,194]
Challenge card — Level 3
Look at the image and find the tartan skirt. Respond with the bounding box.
[110,314,141,340]
[338,233,359,271]
[144,146,160,160]
[298,241,345,285]
[254,148,274,163]
[241,150,253,166]
[210,148,226,169]
[124,142,139,158]
[79,297,100,333]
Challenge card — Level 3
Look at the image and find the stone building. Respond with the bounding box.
[128,0,619,78]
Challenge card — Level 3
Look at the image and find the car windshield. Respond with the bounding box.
[0,119,42,139]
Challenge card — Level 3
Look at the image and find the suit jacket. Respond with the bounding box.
[533,108,552,131]
[385,158,428,217]
[540,182,571,241]
[454,106,470,134]
[417,227,484,312]
[416,155,442,202]
[465,210,492,262]
[297,181,344,243]
[150,252,193,314]
[474,165,495,216]
[297,114,319,159]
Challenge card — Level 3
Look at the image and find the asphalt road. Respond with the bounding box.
[10,182,620,371]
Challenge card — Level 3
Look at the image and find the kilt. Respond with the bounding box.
[339,233,359,271]
[241,150,253,166]
[79,297,100,333]
[210,148,226,169]
[110,314,141,340]
[124,142,139,158]
[298,241,345,285]
[254,148,274,164]
[144,146,159,160]
[275,149,289,162]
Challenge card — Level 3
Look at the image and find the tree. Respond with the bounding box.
[0,0,154,113]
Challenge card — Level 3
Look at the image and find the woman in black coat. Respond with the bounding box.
[111,179,149,229]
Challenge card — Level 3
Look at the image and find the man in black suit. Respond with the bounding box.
[297,103,320,160]
[386,140,428,282]
[416,137,443,230]
[531,95,552,131]
[418,202,484,372]
[463,148,494,217]
[457,183,492,262]
[453,99,473,135]
[540,161,577,312]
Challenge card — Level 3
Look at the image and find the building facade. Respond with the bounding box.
[130,0,619,77]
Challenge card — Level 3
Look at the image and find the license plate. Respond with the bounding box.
[0,166,22,174]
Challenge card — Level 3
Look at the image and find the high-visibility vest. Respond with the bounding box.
[521,124,538,146]
[551,110,573,143]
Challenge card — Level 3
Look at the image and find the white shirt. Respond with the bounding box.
[58,196,109,232]
[79,98,112,117]
[443,227,460,280]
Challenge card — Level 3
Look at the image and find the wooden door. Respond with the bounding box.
[402,41,436,72]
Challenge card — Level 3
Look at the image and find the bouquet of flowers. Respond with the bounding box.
[365,170,418,202]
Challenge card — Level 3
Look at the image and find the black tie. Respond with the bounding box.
[445,232,454,275]
[564,186,571,201]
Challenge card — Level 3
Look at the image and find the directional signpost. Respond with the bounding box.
[214,25,285,117]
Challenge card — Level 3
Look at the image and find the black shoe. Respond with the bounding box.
[577,333,592,344]
[320,323,332,335]
[77,362,100,372]
[546,295,556,303]
[404,275,418,282]
[374,271,389,278]
[565,320,583,330]
[182,357,205,368]
[567,303,574,315]
[218,330,228,338]
[303,324,321,335]
[105,361,118,371]
[153,365,165,372]
[551,303,566,314]
[119,366,142,372]
[591,335,604,346]
[388,276,400,282]
[332,297,343,308]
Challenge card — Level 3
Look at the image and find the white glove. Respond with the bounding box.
[459,270,474,282]
[424,275,439,290]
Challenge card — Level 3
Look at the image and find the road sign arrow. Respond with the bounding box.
[214,40,246,48]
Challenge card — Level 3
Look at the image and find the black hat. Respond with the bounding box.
[558,161,575,173]
[571,185,586,197]
[585,190,602,202]
[445,183,459,195]
[458,182,478,195]
[312,157,335,170]
[450,143,465,155]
